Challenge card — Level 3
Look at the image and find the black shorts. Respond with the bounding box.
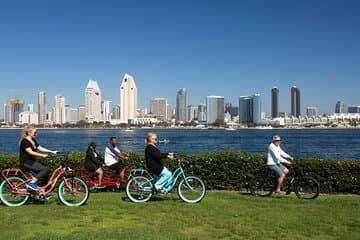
[109,162,124,174]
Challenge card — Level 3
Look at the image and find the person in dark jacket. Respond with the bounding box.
[84,142,104,188]
[145,132,174,193]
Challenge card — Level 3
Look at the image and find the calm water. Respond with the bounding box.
[0,128,359,160]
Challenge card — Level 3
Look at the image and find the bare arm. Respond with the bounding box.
[25,147,47,158]
[38,146,57,154]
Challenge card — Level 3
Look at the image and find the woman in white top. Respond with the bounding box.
[267,135,293,194]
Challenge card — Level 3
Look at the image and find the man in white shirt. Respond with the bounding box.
[104,136,128,189]
[267,135,294,194]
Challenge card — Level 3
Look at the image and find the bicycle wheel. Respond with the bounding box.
[0,177,30,207]
[57,177,89,206]
[249,176,275,197]
[294,176,320,200]
[178,176,206,203]
[126,176,153,203]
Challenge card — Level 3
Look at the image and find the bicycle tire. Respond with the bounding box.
[126,176,153,203]
[178,176,206,203]
[0,177,30,207]
[294,176,320,200]
[57,177,89,206]
[249,176,275,197]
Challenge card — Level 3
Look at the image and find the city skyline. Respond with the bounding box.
[1,1,359,117]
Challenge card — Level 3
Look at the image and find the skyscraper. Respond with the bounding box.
[271,86,279,118]
[176,88,187,122]
[101,100,112,122]
[306,106,317,118]
[198,104,206,122]
[335,101,346,113]
[120,73,138,123]
[187,105,199,121]
[239,96,253,124]
[38,91,46,124]
[239,94,262,125]
[52,95,65,124]
[291,86,301,117]
[4,99,25,125]
[150,98,167,121]
[85,79,102,122]
[206,96,224,124]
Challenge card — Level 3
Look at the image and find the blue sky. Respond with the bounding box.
[0,0,359,117]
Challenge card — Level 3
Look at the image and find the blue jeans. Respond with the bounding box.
[155,167,172,192]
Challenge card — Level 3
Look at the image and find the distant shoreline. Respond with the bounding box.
[1,126,360,131]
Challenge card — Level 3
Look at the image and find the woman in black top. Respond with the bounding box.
[84,142,104,188]
[19,125,58,191]
[145,132,174,193]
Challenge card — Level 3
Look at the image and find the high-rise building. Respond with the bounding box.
[252,94,262,125]
[348,105,360,113]
[239,96,253,124]
[239,94,262,125]
[101,100,112,122]
[78,105,86,121]
[4,99,25,125]
[38,91,46,124]
[306,106,317,118]
[166,104,173,121]
[225,102,239,119]
[206,96,224,124]
[85,79,102,122]
[120,73,138,123]
[198,104,206,122]
[271,86,279,118]
[150,98,167,121]
[187,105,199,121]
[176,88,187,122]
[291,86,301,117]
[112,104,121,120]
[335,101,346,113]
[52,95,65,124]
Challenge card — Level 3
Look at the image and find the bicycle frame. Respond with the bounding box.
[129,159,191,193]
[1,161,73,196]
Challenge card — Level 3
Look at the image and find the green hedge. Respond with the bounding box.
[1,150,359,194]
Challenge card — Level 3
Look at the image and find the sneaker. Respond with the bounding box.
[95,184,106,189]
[26,182,39,191]
[275,191,286,195]
[39,194,52,201]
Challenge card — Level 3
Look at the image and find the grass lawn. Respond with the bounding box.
[0,191,359,240]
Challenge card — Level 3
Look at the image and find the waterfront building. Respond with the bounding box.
[78,105,86,121]
[348,105,360,113]
[38,91,46,124]
[271,86,279,118]
[335,101,346,113]
[120,73,138,123]
[176,88,187,122]
[85,79,102,123]
[206,96,224,125]
[150,98,167,121]
[65,105,78,124]
[198,104,206,122]
[291,86,301,117]
[239,94,262,125]
[166,104,174,121]
[112,104,121,119]
[306,106,318,118]
[253,94,262,125]
[19,111,38,125]
[187,105,199,121]
[4,99,25,125]
[225,102,238,119]
[52,95,66,124]
[101,100,112,122]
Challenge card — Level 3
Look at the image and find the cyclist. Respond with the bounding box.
[84,142,105,189]
[19,125,58,193]
[267,135,294,195]
[145,132,174,193]
[104,136,129,190]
